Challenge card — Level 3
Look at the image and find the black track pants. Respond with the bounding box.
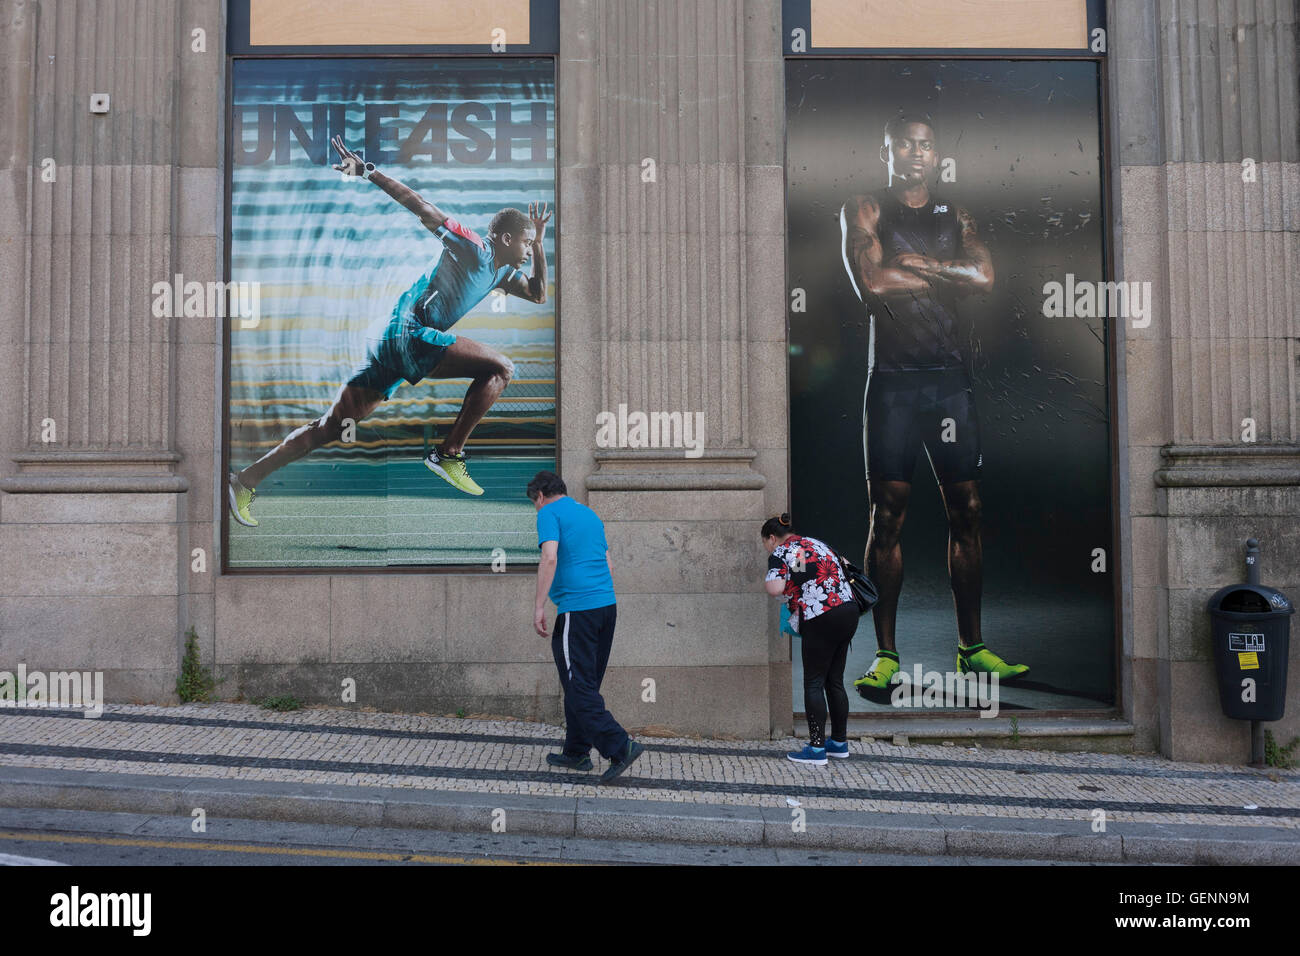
[551,604,629,761]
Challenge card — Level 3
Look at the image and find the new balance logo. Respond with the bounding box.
[933,205,949,213]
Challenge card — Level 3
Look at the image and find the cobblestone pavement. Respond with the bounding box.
[1,703,1298,828]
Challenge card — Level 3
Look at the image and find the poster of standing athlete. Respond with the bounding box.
[785,59,1115,712]
[226,58,556,569]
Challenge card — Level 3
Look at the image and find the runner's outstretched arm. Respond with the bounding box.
[331,135,448,234]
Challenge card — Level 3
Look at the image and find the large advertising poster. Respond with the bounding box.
[226,58,556,569]
[785,58,1115,712]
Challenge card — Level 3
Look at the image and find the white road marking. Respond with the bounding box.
[0,851,67,866]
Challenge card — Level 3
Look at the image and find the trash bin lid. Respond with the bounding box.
[1206,583,1295,615]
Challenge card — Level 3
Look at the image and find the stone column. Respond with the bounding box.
[1115,0,1299,760]
[559,0,790,736]
[0,0,222,699]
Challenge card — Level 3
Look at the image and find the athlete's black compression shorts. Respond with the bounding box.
[863,367,982,485]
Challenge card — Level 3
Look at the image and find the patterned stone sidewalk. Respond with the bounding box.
[1,702,1298,829]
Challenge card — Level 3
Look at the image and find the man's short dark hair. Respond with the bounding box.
[489,207,532,239]
[526,470,567,501]
[884,113,937,144]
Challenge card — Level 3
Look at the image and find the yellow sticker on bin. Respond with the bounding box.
[1238,652,1259,670]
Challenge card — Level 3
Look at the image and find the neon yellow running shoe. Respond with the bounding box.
[853,652,900,691]
[228,473,258,527]
[425,449,485,496]
[957,643,1029,681]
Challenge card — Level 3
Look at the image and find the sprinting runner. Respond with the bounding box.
[229,135,552,526]
[839,114,1029,692]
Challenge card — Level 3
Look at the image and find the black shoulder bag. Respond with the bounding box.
[837,554,879,615]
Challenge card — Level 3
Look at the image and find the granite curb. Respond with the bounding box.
[0,766,1296,864]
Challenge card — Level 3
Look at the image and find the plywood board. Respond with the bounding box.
[810,0,1089,50]
[249,0,532,46]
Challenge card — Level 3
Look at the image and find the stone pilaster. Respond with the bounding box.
[0,0,214,700]
[1114,0,1300,761]
[560,0,789,736]
[7,0,184,464]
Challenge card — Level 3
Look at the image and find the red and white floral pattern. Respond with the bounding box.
[766,535,854,633]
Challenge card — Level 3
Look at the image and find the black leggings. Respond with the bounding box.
[799,602,858,747]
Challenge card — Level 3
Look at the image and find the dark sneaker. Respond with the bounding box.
[598,740,645,784]
[546,751,593,772]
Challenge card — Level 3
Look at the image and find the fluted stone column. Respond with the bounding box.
[560,0,790,736]
[1115,0,1299,760]
[0,0,223,699]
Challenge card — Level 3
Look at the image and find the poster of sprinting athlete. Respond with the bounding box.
[785,59,1116,712]
[226,58,556,569]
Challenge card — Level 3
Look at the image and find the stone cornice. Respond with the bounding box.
[1155,444,1300,487]
[587,448,766,491]
[2,450,187,493]
[0,475,189,494]
[12,451,182,465]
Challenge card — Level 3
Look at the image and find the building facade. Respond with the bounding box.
[1,0,1296,762]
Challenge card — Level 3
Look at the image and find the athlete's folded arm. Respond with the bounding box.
[840,196,932,298]
[934,207,995,295]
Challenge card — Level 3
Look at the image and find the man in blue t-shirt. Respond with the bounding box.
[528,470,644,784]
[228,135,552,526]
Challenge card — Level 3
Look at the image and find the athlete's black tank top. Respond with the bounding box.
[866,187,968,372]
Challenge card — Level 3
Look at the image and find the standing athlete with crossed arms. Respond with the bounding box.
[840,114,1029,694]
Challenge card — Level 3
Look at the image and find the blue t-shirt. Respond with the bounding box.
[536,496,616,614]
[394,218,523,331]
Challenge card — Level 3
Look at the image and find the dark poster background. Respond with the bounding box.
[785,58,1115,710]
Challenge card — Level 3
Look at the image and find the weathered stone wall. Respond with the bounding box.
[1113,0,1300,760]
